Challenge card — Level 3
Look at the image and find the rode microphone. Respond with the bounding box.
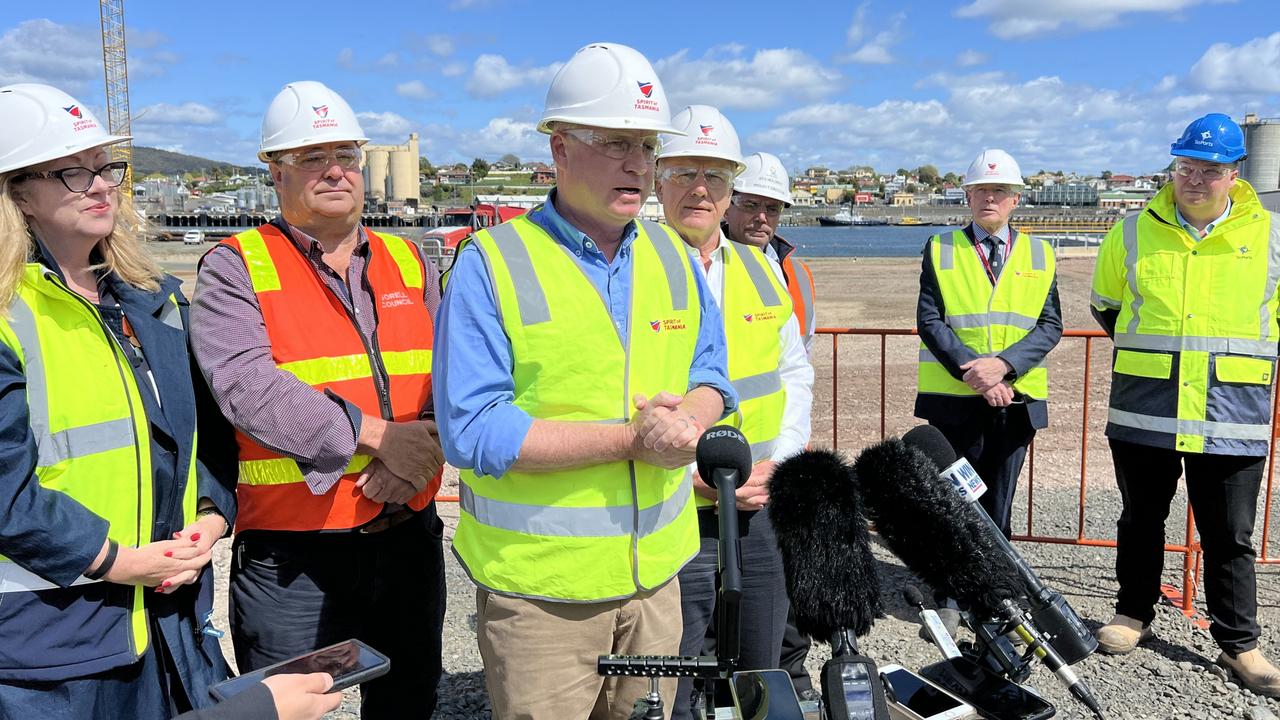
[694,425,751,670]
[901,425,1099,666]
[769,449,890,720]
[854,433,1103,719]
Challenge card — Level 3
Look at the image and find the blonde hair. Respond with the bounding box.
[0,171,163,315]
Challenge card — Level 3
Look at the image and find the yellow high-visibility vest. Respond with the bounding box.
[1091,180,1280,455]
[918,229,1054,399]
[695,239,790,508]
[0,264,198,660]
[453,215,701,602]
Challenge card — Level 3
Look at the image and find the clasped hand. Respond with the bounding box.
[630,392,701,469]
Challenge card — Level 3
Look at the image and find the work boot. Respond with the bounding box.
[1217,649,1280,697]
[1096,614,1153,655]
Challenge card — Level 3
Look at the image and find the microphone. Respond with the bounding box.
[903,586,961,660]
[853,434,1104,719]
[694,425,751,670]
[901,425,1099,665]
[769,449,890,720]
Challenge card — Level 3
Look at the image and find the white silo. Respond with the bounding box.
[1241,113,1280,192]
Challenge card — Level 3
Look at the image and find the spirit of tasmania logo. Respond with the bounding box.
[649,317,687,332]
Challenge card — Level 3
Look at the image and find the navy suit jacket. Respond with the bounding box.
[914,224,1063,429]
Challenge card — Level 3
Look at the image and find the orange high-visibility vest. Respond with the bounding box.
[220,224,438,531]
[780,252,815,342]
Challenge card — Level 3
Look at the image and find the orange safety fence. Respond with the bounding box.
[815,325,1280,624]
[435,326,1280,622]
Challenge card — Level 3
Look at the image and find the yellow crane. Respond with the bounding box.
[99,0,132,196]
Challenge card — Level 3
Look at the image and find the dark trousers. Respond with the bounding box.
[1110,439,1264,654]
[0,642,168,720]
[230,505,447,719]
[932,405,1036,538]
[672,507,789,720]
[778,608,813,693]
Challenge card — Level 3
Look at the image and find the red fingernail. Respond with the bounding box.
[162,581,171,588]
[155,586,164,593]
[164,551,173,557]
[189,533,201,542]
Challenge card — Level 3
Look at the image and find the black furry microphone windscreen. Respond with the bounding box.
[768,449,882,640]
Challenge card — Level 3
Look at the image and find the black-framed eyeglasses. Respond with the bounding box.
[16,161,129,193]
[731,194,785,217]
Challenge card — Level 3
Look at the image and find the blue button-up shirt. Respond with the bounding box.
[433,190,736,479]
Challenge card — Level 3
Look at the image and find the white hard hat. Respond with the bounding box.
[733,152,792,206]
[657,105,745,174]
[538,42,682,136]
[0,83,130,175]
[258,81,369,162]
[961,149,1024,189]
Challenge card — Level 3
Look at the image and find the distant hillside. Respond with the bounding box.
[131,146,264,178]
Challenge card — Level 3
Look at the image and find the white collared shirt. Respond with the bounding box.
[1176,199,1232,241]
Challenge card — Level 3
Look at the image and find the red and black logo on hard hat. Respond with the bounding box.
[987,163,997,170]
[63,105,83,119]
[637,81,654,98]
[312,105,330,118]
[700,125,714,135]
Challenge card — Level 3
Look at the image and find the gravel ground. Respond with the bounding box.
[177,252,1280,719]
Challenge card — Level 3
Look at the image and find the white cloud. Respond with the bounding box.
[134,102,222,125]
[955,0,1225,39]
[420,33,455,58]
[839,12,905,64]
[1188,32,1280,93]
[0,19,102,90]
[956,50,988,67]
[395,80,435,100]
[337,48,354,69]
[656,47,842,112]
[1167,94,1214,114]
[845,2,870,44]
[356,111,416,142]
[420,117,549,164]
[377,52,399,68]
[466,54,562,98]
[1154,74,1179,93]
[441,62,468,77]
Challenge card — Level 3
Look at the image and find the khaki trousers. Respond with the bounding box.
[477,579,682,720]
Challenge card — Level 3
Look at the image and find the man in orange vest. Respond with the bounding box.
[723,152,816,352]
[722,151,819,698]
[191,81,446,718]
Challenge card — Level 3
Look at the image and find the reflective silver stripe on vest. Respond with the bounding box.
[732,370,783,402]
[946,311,1038,331]
[920,347,939,363]
[1261,212,1280,342]
[751,438,777,464]
[731,242,782,307]
[1107,408,1271,441]
[0,562,101,593]
[1028,235,1047,271]
[486,223,551,326]
[1113,332,1279,358]
[1121,213,1144,336]
[936,234,954,271]
[459,476,691,539]
[639,220,690,312]
[158,297,184,332]
[1091,289,1121,310]
[9,296,137,466]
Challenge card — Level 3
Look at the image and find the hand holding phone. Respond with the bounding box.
[210,639,390,702]
[261,673,343,720]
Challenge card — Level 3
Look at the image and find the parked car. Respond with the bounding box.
[182,230,205,245]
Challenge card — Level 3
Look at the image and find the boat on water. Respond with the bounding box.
[816,207,887,226]
[897,216,924,226]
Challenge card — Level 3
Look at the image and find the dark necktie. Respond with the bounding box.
[984,237,1003,280]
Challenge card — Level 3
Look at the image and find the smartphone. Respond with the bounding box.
[919,658,1055,720]
[880,664,978,720]
[730,668,807,720]
[209,639,390,702]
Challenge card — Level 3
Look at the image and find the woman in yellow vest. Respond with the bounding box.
[0,84,236,717]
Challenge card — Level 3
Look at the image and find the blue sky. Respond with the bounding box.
[2,0,1278,176]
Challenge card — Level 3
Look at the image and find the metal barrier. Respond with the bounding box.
[815,325,1280,621]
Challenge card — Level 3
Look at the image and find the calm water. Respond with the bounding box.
[779,225,962,258]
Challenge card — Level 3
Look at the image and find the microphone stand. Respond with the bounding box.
[705,467,744,718]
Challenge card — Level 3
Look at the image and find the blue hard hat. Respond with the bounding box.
[1170,113,1247,163]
